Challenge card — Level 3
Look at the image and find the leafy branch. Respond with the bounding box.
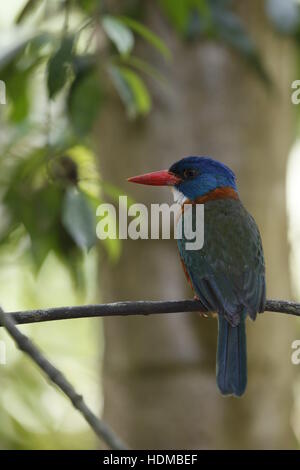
[1,0,299,284]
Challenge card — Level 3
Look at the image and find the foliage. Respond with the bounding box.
[0,0,300,452]
[0,0,170,283]
[1,0,299,284]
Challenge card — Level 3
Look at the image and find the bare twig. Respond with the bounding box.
[0,308,127,450]
[0,299,299,327]
[0,299,298,447]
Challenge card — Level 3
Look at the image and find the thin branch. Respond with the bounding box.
[0,299,299,327]
[0,300,297,447]
[0,307,127,450]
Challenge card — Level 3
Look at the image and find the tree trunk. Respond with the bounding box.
[97,0,297,449]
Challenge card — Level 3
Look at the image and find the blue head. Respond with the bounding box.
[128,156,237,201]
[169,156,237,200]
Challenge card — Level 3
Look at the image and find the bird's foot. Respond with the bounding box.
[193,295,209,318]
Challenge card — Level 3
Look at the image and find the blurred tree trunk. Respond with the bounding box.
[97,0,297,449]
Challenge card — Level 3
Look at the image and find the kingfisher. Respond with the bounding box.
[128,156,266,397]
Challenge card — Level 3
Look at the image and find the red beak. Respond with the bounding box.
[127,170,181,186]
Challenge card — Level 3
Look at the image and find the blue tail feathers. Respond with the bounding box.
[217,315,247,397]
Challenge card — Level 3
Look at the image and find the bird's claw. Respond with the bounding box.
[193,295,209,318]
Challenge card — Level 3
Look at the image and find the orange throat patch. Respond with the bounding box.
[184,186,239,205]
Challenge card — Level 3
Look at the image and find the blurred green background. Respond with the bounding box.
[0,0,300,450]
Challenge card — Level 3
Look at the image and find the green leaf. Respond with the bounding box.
[67,66,103,136]
[3,49,47,122]
[159,0,215,38]
[102,15,134,55]
[110,65,151,118]
[5,170,64,270]
[109,65,132,114]
[120,67,151,116]
[116,55,167,85]
[72,54,97,75]
[102,237,122,263]
[4,148,46,190]
[0,34,51,122]
[0,33,49,71]
[62,187,97,250]
[6,68,30,122]
[28,31,55,55]
[47,35,75,99]
[118,16,171,60]
[0,37,32,70]
[158,0,191,35]
[77,0,98,13]
[15,0,42,24]
[67,145,100,197]
[265,0,300,35]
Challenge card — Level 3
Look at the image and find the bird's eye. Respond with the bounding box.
[183,168,197,179]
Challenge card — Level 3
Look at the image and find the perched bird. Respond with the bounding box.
[128,156,266,397]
